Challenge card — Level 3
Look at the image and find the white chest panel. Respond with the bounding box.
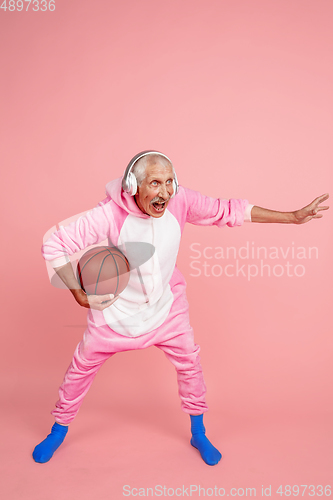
[98,210,181,337]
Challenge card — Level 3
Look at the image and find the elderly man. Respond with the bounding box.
[33,150,329,465]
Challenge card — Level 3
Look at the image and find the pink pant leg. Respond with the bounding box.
[51,309,156,425]
[156,331,208,415]
[154,268,208,415]
[52,267,209,424]
[52,326,115,425]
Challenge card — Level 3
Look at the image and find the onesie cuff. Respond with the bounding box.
[49,255,70,269]
[244,203,254,222]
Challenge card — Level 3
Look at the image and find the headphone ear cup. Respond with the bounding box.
[170,178,178,198]
[127,172,137,196]
[170,180,176,198]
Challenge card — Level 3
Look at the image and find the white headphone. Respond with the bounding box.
[122,150,179,197]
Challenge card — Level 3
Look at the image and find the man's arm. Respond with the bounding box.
[54,261,119,311]
[42,201,120,310]
[251,193,329,224]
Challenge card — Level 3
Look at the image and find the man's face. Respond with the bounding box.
[134,162,174,218]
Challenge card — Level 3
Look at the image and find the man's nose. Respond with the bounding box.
[159,183,168,198]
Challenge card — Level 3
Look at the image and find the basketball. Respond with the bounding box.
[76,246,130,296]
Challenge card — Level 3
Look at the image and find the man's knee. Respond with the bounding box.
[72,340,112,372]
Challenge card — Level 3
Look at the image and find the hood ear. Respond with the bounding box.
[105,177,149,219]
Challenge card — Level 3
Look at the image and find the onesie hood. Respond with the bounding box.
[105,177,150,219]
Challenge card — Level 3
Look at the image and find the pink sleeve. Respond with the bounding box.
[183,186,252,227]
[41,202,114,264]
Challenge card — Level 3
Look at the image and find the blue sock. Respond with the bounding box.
[33,422,68,463]
[190,414,222,466]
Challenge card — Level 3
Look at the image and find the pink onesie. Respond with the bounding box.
[42,178,253,425]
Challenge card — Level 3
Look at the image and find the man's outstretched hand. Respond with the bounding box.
[293,193,330,224]
[251,193,330,223]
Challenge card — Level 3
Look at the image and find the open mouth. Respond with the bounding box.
[152,201,166,212]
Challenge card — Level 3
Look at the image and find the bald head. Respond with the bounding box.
[132,153,174,186]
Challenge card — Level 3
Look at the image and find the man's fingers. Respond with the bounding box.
[102,294,119,302]
[307,194,329,213]
[312,193,329,206]
[101,295,119,307]
[316,193,329,202]
[87,294,119,310]
[99,293,114,301]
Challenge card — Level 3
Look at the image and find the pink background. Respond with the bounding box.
[1,0,332,498]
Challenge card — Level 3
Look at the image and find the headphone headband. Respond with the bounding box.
[122,150,179,197]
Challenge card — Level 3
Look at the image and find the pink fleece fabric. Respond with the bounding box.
[42,179,250,263]
[42,179,250,423]
[52,267,207,424]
